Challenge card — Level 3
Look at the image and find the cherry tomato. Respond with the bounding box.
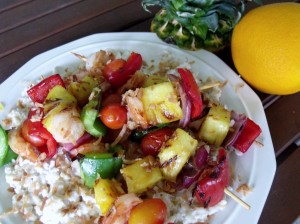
[103,52,142,88]
[101,93,122,107]
[195,149,229,207]
[128,198,167,224]
[103,59,126,81]
[99,104,127,129]
[141,127,173,156]
[21,119,46,147]
[21,108,58,158]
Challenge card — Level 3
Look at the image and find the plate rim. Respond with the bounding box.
[0,32,276,224]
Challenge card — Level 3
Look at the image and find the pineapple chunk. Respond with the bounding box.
[67,75,97,107]
[122,155,163,194]
[198,104,230,146]
[158,128,198,181]
[142,75,168,87]
[43,85,77,115]
[141,82,183,125]
[45,85,77,103]
[94,178,124,216]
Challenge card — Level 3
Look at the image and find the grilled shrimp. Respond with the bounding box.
[101,193,142,224]
[122,89,149,130]
[44,107,85,144]
[86,50,115,74]
[8,128,39,162]
[69,140,106,157]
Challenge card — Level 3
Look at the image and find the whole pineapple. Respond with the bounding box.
[142,0,257,52]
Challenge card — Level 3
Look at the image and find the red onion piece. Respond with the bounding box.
[167,74,180,82]
[176,145,209,189]
[193,145,209,169]
[167,74,192,127]
[223,111,247,147]
[178,81,192,127]
[176,164,201,189]
[63,132,93,151]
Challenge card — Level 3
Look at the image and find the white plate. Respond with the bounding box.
[0,32,276,224]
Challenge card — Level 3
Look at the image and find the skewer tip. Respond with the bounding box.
[224,187,251,210]
[70,52,87,62]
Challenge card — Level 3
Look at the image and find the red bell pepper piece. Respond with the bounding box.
[195,148,229,208]
[177,68,203,119]
[232,118,262,153]
[103,52,142,88]
[27,74,65,103]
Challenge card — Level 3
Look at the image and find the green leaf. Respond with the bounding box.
[253,0,263,5]
[199,13,219,32]
[143,0,250,51]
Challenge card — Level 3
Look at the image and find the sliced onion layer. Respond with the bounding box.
[223,111,247,147]
[63,132,93,151]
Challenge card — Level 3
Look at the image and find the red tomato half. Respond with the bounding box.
[128,198,167,224]
[101,93,122,107]
[99,104,127,129]
[21,108,58,158]
[102,52,142,88]
[141,127,174,156]
[103,59,126,81]
[21,119,46,147]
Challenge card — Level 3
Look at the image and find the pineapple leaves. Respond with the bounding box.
[253,0,263,5]
[142,0,259,51]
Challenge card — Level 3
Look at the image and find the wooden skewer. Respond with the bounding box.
[70,52,87,62]
[199,81,223,91]
[0,208,17,219]
[224,187,251,210]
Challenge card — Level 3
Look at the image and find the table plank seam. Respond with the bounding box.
[276,143,299,166]
[262,95,281,109]
[0,0,82,35]
[0,0,32,14]
[0,0,137,60]
[275,132,300,157]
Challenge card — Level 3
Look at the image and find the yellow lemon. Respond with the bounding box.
[231,3,300,95]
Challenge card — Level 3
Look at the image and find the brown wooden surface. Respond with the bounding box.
[0,1,299,224]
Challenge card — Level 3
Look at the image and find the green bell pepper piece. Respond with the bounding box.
[81,88,107,137]
[81,107,107,137]
[80,152,123,188]
[0,125,10,167]
[108,144,123,153]
[3,148,18,165]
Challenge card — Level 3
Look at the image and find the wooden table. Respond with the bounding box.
[0,1,299,224]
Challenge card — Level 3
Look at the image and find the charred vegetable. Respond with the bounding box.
[142,82,183,125]
[198,104,230,146]
[158,128,198,181]
[94,178,124,216]
[122,155,163,194]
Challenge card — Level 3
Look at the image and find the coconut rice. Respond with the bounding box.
[1,49,228,224]
[4,151,100,224]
